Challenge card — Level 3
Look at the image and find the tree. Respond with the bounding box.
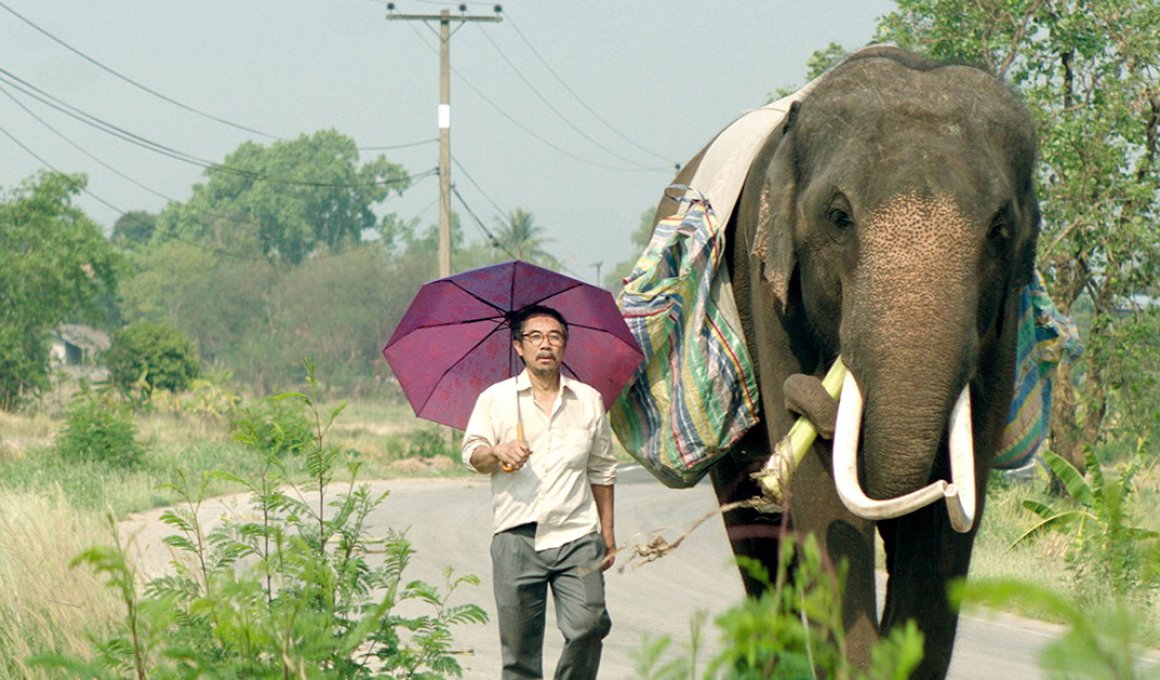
[104,321,201,401]
[154,129,410,266]
[0,172,121,409]
[876,0,1160,469]
[492,208,561,269]
[110,210,157,249]
[117,240,280,390]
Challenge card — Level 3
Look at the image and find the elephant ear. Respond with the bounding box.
[757,103,800,313]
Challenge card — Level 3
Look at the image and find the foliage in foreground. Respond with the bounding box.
[958,578,1159,680]
[632,534,924,680]
[34,367,487,678]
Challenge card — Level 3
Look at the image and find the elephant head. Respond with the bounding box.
[693,46,1041,679]
[758,46,1039,522]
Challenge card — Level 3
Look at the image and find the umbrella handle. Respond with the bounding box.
[501,422,525,473]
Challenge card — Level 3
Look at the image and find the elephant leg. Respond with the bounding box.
[708,452,783,596]
[879,503,977,680]
[789,449,880,669]
[710,438,879,670]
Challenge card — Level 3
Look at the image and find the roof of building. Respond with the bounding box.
[54,324,111,351]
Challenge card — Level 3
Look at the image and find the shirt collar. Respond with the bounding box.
[515,368,575,396]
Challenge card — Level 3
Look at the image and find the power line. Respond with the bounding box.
[475,24,666,171]
[359,138,439,151]
[1,80,440,243]
[0,119,428,264]
[403,21,660,174]
[0,0,284,141]
[503,13,677,167]
[0,82,179,205]
[0,120,125,215]
[0,66,415,191]
[451,183,514,260]
[0,0,429,154]
[451,156,506,217]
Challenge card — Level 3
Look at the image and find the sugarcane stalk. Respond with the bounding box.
[753,357,848,508]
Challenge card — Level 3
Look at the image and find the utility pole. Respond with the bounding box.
[387,4,502,277]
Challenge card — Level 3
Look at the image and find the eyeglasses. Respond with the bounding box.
[521,330,566,346]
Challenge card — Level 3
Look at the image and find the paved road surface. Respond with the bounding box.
[123,465,1082,678]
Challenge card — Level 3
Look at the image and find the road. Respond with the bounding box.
[123,465,1073,679]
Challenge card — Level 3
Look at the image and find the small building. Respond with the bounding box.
[50,324,111,377]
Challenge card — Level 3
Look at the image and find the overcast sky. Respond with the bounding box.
[1,0,893,283]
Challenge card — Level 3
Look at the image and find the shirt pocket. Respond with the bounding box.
[554,427,593,469]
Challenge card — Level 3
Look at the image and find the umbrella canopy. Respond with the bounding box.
[383,260,644,430]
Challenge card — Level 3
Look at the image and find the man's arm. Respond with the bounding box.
[461,387,531,474]
[591,483,615,570]
[468,441,531,474]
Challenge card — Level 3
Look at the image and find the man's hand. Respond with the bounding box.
[495,439,532,472]
[600,534,617,571]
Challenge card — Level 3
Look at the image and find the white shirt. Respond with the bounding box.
[461,370,616,551]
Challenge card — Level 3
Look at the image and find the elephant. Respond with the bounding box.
[656,46,1040,679]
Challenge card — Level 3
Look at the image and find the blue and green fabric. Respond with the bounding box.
[994,271,1083,470]
[610,188,760,488]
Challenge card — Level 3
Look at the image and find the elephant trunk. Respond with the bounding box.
[860,359,963,498]
[834,190,981,532]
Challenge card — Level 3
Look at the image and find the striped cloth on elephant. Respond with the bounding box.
[610,189,760,489]
[994,271,1083,470]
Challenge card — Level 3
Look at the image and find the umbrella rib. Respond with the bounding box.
[445,280,511,316]
[415,321,516,417]
[410,314,507,331]
[527,281,584,308]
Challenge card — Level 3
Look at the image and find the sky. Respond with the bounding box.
[0,0,894,284]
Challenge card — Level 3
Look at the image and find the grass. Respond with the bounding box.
[969,462,1160,643]
[0,393,465,677]
[0,489,121,679]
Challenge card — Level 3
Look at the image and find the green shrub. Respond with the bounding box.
[403,427,459,460]
[104,321,200,402]
[35,365,488,677]
[229,394,314,458]
[1015,448,1159,605]
[55,392,143,469]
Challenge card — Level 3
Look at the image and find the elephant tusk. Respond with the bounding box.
[832,373,976,532]
[945,386,977,532]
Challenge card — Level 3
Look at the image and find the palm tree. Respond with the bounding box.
[493,208,561,269]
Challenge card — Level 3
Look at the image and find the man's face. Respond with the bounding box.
[513,314,567,375]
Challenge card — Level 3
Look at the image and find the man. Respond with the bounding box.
[461,303,617,680]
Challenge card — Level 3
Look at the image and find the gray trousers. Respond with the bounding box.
[490,524,612,680]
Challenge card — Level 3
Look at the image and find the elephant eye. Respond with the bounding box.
[828,207,853,229]
[825,200,854,231]
[987,211,1012,245]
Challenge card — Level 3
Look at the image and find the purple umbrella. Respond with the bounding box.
[383,260,644,430]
